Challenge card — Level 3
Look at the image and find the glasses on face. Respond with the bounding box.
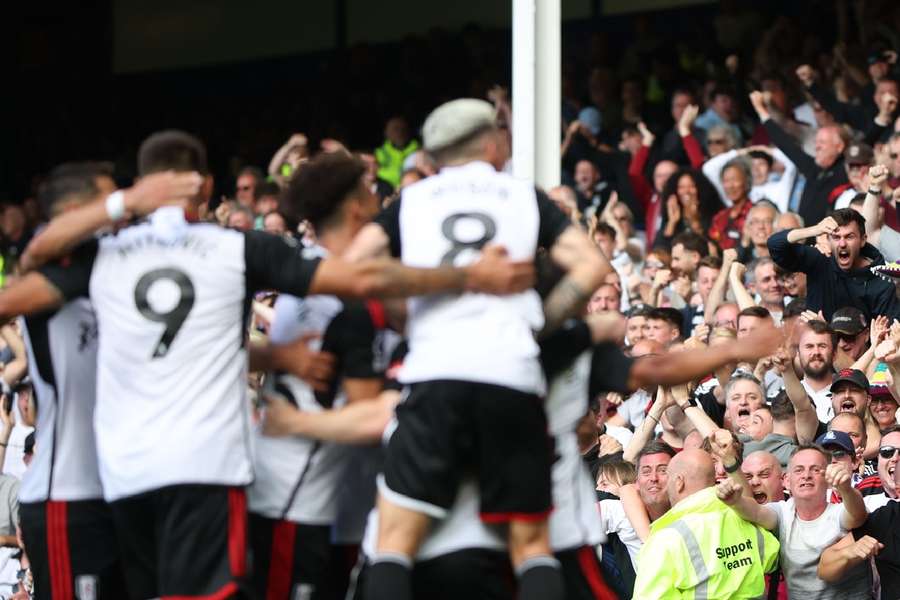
[836,332,862,343]
[708,138,726,145]
[879,445,900,460]
[645,261,665,269]
[829,449,850,460]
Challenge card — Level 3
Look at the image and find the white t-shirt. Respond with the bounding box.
[801,379,834,423]
[768,499,870,599]
[597,499,641,568]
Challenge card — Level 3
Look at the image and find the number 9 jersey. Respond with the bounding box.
[42,221,321,502]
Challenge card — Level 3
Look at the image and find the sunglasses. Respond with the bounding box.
[828,449,850,459]
[880,446,900,460]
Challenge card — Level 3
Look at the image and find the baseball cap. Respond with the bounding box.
[577,107,602,135]
[831,368,870,393]
[830,307,867,336]
[422,99,497,152]
[844,142,874,166]
[816,430,855,454]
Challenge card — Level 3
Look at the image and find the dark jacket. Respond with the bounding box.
[767,229,900,321]
[763,119,848,227]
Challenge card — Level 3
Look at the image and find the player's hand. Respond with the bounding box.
[123,171,204,217]
[260,393,301,437]
[716,477,743,505]
[466,245,536,295]
[869,164,890,189]
[271,333,336,392]
[585,311,627,345]
[845,536,884,561]
[825,462,852,492]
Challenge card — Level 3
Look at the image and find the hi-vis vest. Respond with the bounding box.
[375,140,419,188]
[633,487,780,600]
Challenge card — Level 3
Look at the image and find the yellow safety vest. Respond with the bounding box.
[375,140,419,188]
[633,487,780,600]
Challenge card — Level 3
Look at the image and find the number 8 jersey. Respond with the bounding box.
[374,160,570,395]
[42,218,320,502]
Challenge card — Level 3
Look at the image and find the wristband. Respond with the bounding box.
[868,188,882,196]
[105,191,126,221]
[723,460,742,473]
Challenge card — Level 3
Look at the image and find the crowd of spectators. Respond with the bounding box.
[6,1,900,598]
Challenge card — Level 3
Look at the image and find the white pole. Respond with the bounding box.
[512,0,536,182]
[512,0,560,189]
[534,0,560,189]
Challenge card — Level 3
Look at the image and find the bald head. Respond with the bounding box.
[667,449,716,506]
[630,339,664,358]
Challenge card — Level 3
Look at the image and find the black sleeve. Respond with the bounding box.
[322,301,382,380]
[696,389,725,428]
[38,239,98,300]
[373,199,402,258]
[853,503,897,542]
[589,343,635,398]
[763,119,818,177]
[244,230,321,297]
[536,189,572,249]
[538,319,592,380]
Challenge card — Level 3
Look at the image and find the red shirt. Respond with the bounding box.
[708,200,752,250]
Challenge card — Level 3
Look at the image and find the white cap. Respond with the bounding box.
[422,98,497,152]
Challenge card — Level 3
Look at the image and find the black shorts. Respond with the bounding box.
[348,549,514,600]
[109,484,248,599]
[556,545,618,600]
[20,499,127,600]
[248,513,330,600]
[382,380,553,521]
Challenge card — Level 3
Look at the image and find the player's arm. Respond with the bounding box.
[343,222,393,261]
[818,533,883,583]
[0,272,65,322]
[20,172,203,273]
[625,324,781,390]
[262,389,399,444]
[542,224,610,336]
[0,325,28,388]
[247,334,336,392]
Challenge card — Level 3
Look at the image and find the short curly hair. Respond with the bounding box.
[283,152,367,231]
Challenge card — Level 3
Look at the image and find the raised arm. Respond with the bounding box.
[827,463,868,529]
[623,388,670,465]
[618,483,652,541]
[702,149,737,206]
[762,148,798,214]
[20,171,203,273]
[818,533,883,583]
[728,262,756,310]
[864,165,889,237]
[0,272,65,323]
[751,90,817,177]
[709,429,755,502]
[678,104,705,169]
[780,346,818,444]
[716,476,778,530]
[704,248,737,323]
[0,325,27,389]
[672,385,718,439]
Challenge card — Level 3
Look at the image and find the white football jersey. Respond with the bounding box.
[375,160,570,394]
[248,284,383,524]
[43,217,320,501]
[19,299,101,502]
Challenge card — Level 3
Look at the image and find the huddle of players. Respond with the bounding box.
[4,98,783,600]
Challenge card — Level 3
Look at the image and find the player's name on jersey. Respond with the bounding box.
[113,230,218,258]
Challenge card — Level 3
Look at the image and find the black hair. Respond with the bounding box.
[38,161,114,216]
[657,168,723,239]
[636,440,676,467]
[137,130,208,176]
[671,231,709,257]
[283,152,367,232]
[254,181,281,202]
[783,298,808,319]
[647,307,683,329]
[830,207,866,236]
[770,391,795,422]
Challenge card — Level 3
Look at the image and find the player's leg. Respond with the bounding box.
[476,384,562,600]
[555,545,619,600]
[108,492,160,600]
[156,484,250,598]
[412,549,515,600]
[364,382,466,600]
[249,514,332,600]
[65,500,128,600]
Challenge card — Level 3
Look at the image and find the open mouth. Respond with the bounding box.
[840,400,856,412]
[837,250,851,262]
[737,408,750,418]
[753,492,767,504]
[798,482,814,490]
[889,465,896,477]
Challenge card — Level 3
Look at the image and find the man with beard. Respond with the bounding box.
[797,321,837,423]
[768,208,900,321]
[830,307,870,364]
[828,369,870,426]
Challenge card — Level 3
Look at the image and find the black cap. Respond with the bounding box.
[23,432,34,455]
[844,142,874,166]
[831,368,870,393]
[816,430,855,454]
[830,307,867,336]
